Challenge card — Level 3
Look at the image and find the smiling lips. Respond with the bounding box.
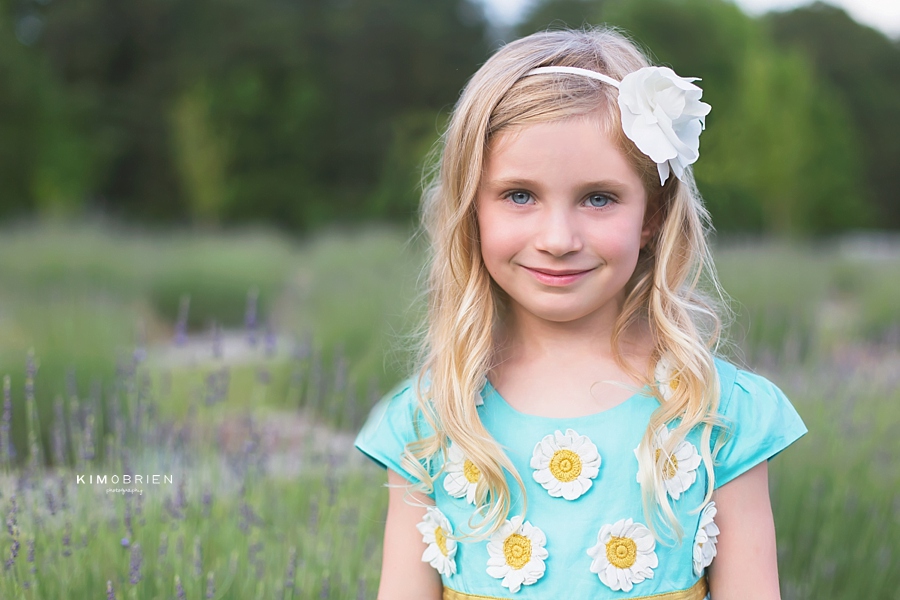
[522,265,596,286]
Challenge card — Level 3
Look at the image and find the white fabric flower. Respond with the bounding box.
[587,518,658,592]
[635,425,702,500]
[486,515,548,593]
[693,501,720,575]
[416,506,457,576]
[654,351,681,402]
[443,442,480,504]
[530,429,601,501]
[617,66,711,185]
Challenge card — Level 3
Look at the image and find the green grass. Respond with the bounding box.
[0,221,897,598]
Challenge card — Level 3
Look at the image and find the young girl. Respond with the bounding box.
[355,26,806,600]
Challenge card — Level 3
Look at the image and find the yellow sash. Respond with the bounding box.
[443,575,708,600]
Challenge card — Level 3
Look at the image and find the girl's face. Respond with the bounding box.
[475,114,655,329]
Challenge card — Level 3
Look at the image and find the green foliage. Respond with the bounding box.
[171,82,232,226]
[766,2,900,229]
[0,0,490,230]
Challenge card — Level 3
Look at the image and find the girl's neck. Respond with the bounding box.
[496,301,650,365]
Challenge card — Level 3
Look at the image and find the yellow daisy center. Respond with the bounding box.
[605,535,638,569]
[669,377,680,392]
[463,459,481,483]
[434,526,449,556]
[549,449,582,483]
[503,533,532,570]
[655,448,679,480]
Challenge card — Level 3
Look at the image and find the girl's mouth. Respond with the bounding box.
[522,266,594,286]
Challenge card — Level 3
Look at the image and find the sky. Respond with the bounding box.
[479,0,900,39]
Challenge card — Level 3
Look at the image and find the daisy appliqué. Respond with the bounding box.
[443,442,481,504]
[635,425,702,500]
[530,429,601,501]
[693,501,719,575]
[654,351,680,402]
[416,506,457,576]
[486,515,548,593]
[587,518,658,592]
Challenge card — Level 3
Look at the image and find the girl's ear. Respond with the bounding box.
[640,197,663,249]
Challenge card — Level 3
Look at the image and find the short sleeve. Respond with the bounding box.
[712,368,808,489]
[353,377,436,495]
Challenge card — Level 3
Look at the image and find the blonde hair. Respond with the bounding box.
[401,25,728,544]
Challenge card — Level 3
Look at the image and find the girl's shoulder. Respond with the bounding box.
[710,357,808,488]
[353,373,438,490]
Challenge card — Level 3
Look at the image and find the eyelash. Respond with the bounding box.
[501,190,617,210]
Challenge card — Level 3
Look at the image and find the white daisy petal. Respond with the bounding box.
[693,501,719,575]
[640,425,703,500]
[442,442,481,505]
[531,429,601,501]
[588,518,658,592]
[485,517,548,593]
[417,506,457,577]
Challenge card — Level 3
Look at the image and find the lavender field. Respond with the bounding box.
[0,222,897,599]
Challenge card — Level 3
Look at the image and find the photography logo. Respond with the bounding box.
[76,473,174,496]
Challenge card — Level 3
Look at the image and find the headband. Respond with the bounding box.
[522,65,711,186]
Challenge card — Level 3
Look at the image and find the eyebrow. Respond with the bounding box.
[484,177,631,193]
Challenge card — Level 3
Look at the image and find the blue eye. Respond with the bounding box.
[506,191,532,205]
[586,194,613,208]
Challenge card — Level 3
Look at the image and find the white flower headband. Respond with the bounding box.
[522,65,711,186]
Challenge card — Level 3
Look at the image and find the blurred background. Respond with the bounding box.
[0,0,898,598]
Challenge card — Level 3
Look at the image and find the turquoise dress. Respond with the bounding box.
[354,358,807,599]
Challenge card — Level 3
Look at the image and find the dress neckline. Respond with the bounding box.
[482,377,653,422]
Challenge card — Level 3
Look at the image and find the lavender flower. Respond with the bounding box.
[107,580,116,600]
[61,521,71,557]
[25,350,42,471]
[129,542,142,584]
[5,497,19,571]
[284,546,297,593]
[211,321,223,359]
[201,490,212,517]
[193,536,202,579]
[245,287,259,347]
[52,396,66,468]
[264,317,277,357]
[206,571,216,599]
[1,375,10,469]
[175,575,185,600]
[174,295,191,347]
[121,537,130,548]
[124,495,133,540]
[158,532,168,559]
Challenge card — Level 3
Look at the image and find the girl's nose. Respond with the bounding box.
[533,205,583,256]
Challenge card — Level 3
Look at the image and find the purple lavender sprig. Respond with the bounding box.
[211,321,223,359]
[5,495,19,571]
[245,287,259,347]
[174,295,191,347]
[175,575,186,600]
[52,396,67,468]
[206,571,216,599]
[129,542,142,584]
[61,521,71,557]
[2,375,12,471]
[27,537,34,573]
[264,317,277,357]
[283,546,297,597]
[25,350,42,472]
[193,536,202,579]
[158,532,169,559]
